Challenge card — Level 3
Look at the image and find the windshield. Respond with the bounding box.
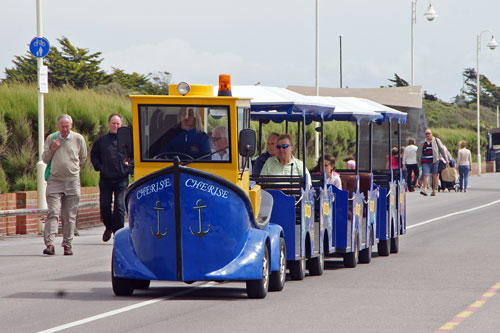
[139,104,231,162]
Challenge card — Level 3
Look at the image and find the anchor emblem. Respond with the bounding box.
[151,201,168,239]
[190,199,211,238]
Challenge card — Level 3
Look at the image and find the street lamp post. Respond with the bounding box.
[475,31,498,176]
[410,1,438,86]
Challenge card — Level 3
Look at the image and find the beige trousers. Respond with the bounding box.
[44,190,80,248]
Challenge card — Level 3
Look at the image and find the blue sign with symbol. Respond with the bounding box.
[29,37,50,58]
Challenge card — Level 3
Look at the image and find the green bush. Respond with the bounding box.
[0,166,9,194]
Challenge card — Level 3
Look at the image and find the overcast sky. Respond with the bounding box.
[2,0,500,102]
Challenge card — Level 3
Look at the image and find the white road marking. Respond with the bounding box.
[37,282,216,333]
[407,199,500,230]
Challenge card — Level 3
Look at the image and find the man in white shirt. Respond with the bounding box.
[211,125,229,161]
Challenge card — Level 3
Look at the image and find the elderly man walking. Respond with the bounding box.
[42,114,87,255]
[417,129,448,197]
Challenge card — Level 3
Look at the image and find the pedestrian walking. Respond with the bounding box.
[416,129,448,197]
[91,114,133,242]
[403,138,419,192]
[456,140,472,192]
[42,114,87,255]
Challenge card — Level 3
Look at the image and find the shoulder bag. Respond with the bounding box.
[44,133,58,181]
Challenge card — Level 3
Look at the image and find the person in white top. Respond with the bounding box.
[211,125,229,161]
[403,137,419,192]
[456,140,472,192]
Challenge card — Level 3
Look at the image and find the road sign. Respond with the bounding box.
[29,37,50,58]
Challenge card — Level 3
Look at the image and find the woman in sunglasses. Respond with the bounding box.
[260,134,310,180]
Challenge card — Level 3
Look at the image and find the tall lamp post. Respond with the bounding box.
[410,1,438,86]
[476,30,498,176]
[314,0,319,161]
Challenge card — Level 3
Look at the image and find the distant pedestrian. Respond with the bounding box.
[403,138,419,192]
[456,140,472,192]
[91,114,133,242]
[42,114,87,255]
[417,129,448,197]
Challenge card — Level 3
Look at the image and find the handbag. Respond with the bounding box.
[441,167,457,182]
[44,133,58,181]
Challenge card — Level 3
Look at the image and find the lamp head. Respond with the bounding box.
[424,3,438,21]
[487,36,498,50]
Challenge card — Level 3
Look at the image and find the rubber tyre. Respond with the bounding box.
[111,258,134,296]
[307,252,324,276]
[359,231,373,264]
[246,246,270,299]
[390,234,399,254]
[133,279,151,290]
[378,239,391,257]
[289,258,306,281]
[269,238,286,291]
[344,233,359,268]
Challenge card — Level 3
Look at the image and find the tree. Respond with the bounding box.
[388,73,409,87]
[2,37,171,95]
[462,67,500,108]
[3,37,109,88]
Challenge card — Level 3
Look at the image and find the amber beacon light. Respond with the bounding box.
[218,74,232,96]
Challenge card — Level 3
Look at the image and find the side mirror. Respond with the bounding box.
[117,127,133,157]
[238,129,256,156]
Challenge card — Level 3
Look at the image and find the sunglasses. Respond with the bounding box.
[425,132,431,135]
[276,144,290,150]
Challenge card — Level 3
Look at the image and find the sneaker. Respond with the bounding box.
[420,191,428,196]
[43,245,55,255]
[102,229,112,242]
[431,192,436,196]
[63,246,73,256]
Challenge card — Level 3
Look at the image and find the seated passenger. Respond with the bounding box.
[159,107,211,159]
[260,134,311,181]
[344,155,356,170]
[211,125,229,160]
[252,132,279,176]
[311,154,342,189]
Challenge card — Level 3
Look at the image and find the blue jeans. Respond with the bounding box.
[458,165,470,190]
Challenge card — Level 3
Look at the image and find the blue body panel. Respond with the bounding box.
[113,165,281,282]
[267,187,316,261]
[331,185,348,249]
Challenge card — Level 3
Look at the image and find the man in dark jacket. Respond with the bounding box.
[91,114,133,242]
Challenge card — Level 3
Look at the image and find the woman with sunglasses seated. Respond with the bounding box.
[260,134,311,182]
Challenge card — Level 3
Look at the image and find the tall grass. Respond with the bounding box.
[0,83,131,191]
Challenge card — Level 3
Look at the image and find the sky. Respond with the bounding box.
[2,0,500,102]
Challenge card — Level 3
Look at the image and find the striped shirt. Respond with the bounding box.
[421,141,433,163]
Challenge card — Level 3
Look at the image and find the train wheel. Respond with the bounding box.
[307,252,324,276]
[111,258,134,296]
[133,279,151,290]
[390,234,399,253]
[377,239,391,256]
[359,231,373,264]
[289,258,306,280]
[344,232,359,268]
[269,238,286,291]
[246,246,269,299]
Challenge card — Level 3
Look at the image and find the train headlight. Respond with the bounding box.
[177,82,191,96]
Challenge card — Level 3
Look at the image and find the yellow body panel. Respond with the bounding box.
[129,88,260,218]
